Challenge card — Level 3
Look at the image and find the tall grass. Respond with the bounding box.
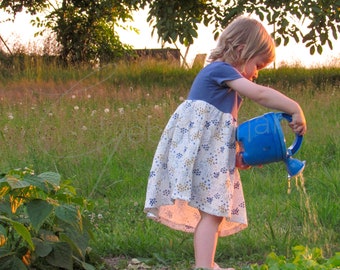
[0,59,339,269]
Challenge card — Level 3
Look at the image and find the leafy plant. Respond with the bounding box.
[0,167,96,270]
[248,245,340,270]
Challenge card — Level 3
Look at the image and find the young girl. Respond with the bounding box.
[144,16,307,270]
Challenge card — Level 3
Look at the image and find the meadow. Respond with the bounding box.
[0,58,339,269]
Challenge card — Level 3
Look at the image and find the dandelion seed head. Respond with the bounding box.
[118,108,124,115]
[74,106,79,110]
[104,108,110,113]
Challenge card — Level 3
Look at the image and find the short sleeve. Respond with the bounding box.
[209,62,243,86]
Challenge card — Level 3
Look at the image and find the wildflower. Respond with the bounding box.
[97,214,103,219]
[87,94,91,99]
[91,110,96,116]
[71,95,76,99]
[148,115,152,119]
[154,105,161,111]
[118,108,124,115]
[74,106,79,110]
[7,113,14,120]
[104,108,110,113]
[48,112,53,117]
[81,126,87,131]
[179,96,185,101]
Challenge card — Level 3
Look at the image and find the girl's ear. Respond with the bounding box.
[236,45,245,56]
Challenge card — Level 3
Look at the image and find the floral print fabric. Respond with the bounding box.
[144,100,247,237]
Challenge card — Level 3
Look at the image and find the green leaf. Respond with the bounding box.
[33,238,53,257]
[59,217,91,260]
[59,232,85,260]
[5,178,30,190]
[275,37,281,46]
[0,216,34,250]
[38,172,61,188]
[0,224,6,235]
[0,201,12,216]
[0,255,28,270]
[23,175,50,193]
[327,252,340,266]
[26,199,54,232]
[55,205,82,231]
[46,242,73,270]
[80,261,96,270]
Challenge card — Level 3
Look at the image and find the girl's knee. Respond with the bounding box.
[199,211,223,224]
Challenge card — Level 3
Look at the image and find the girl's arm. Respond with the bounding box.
[227,78,307,135]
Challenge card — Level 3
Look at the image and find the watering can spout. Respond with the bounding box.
[285,157,305,178]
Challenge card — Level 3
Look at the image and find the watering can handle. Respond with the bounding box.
[281,113,303,156]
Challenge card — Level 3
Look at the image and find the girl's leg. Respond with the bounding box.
[194,210,223,268]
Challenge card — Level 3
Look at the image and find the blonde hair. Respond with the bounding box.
[208,16,275,67]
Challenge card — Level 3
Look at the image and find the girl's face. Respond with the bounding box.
[237,55,269,81]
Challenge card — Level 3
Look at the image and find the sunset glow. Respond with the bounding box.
[0,10,339,67]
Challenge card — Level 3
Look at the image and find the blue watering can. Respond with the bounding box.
[236,112,305,177]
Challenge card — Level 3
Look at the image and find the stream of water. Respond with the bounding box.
[288,173,321,242]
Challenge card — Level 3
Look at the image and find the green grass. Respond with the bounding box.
[0,60,339,269]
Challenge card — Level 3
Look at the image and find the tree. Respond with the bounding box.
[1,0,147,63]
[1,0,339,62]
[146,0,340,55]
[0,0,48,15]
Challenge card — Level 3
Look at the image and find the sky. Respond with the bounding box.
[1,9,339,68]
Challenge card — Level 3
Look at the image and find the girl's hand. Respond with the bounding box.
[236,152,251,170]
[289,111,307,136]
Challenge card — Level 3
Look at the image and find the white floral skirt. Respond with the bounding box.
[144,100,247,237]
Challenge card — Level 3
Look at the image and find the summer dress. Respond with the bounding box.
[144,62,248,237]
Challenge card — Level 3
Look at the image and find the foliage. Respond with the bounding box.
[33,0,143,64]
[147,0,340,55]
[148,0,340,54]
[1,1,146,63]
[248,245,340,269]
[0,168,97,270]
[1,0,340,64]
[0,0,48,15]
